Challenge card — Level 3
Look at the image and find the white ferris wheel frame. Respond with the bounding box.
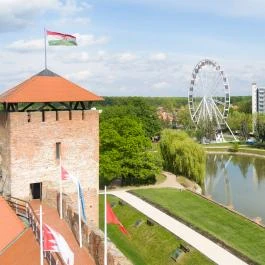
[188,59,236,141]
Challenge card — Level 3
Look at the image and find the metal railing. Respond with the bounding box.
[5,196,65,265]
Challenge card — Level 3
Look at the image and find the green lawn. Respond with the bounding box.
[99,195,215,265]
[205,146,265,156]
[132,188,265,265]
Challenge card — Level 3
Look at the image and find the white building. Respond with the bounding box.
[252,82,265,114]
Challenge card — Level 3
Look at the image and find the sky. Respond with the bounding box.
[1,0,265,97]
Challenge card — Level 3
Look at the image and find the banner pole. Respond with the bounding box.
[40,204,44,265]
[60,157,63,219]
[77,183,82,247]
[44,28,47,69]
[104,186,107,265]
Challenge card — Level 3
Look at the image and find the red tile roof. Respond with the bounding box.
[0,69,103,103]
[0,197,26,252]
[0,229,49,265]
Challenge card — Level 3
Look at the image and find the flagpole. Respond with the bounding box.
[40,204,44,265]
[77,182,82,248]
[104,186,107,265]
[60,157,63,219]
[44,28,47,69]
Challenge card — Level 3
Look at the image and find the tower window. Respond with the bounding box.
[42,111,45,122]
[56,142,61,160]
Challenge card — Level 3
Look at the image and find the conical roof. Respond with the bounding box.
[0,69,103,103]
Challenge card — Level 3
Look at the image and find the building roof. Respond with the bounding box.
[0,69,103,103]
[0,196,25,252]
[0,229,49,265]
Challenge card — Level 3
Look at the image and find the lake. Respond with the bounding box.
[204,154,265,224]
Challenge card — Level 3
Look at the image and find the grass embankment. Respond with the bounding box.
[132,188,265,265]
[204,143,265,156]
[99,195,214,265]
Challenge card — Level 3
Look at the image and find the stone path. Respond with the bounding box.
[30,200,95,265]
[109,190,248,265]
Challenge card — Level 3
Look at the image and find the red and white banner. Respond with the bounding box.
[43,224,74,265]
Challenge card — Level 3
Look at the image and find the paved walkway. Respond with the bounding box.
[30,200,95,265]
[109,190,248,265]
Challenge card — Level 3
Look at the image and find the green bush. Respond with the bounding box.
[230,142,239,152]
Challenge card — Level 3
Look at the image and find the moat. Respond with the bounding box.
[204,154,265,224]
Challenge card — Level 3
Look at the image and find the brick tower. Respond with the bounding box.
[0,69,103,226]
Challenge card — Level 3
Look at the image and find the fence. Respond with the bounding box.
[5,196,65,265]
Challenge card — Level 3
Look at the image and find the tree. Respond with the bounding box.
[227,111,252,139]
[100,98,162,138]
[159,129,206,185]
[100,116,161,187]
[176,106,194,130]
[255,115,265,142]
[196,120,216,141]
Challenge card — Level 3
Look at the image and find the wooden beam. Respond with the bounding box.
[20,103,35,112]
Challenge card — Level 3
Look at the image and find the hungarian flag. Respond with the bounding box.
[46,30,77,46]
[43,224,74,265]
[107,202,128,235]
[61,166,87,223]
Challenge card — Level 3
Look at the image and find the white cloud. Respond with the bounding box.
[117,52,137,63]
[57,0,91,17]
[150,53,167,61]
[75,33,109,47]
[153,81,170,89]
[7,39,43,52]
[0,0,60,32]
[113,0,265,18]
[66,70,93,82]
[0,0,92,32]
[55,17,91,27]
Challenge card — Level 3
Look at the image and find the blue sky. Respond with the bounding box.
[1,0,265,96]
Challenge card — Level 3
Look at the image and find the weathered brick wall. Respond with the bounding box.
[0,112,11,195]
[58,191,132,265]
[1,110,99,226]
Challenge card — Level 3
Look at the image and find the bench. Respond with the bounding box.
[134,219,143,227]
[171,248,183,261]
[146,219,155,226]
[180,244,190,253]
[118,200,126,206]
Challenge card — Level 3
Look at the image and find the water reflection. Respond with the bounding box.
[204,154,265,224]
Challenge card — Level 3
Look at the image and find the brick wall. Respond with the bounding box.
[0,109,99,226]
[56,190,133,265]
[0,112,11,195]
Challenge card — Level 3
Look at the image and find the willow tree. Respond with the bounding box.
[160,129,206,185]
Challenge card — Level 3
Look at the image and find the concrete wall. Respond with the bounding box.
[0,110,99,226]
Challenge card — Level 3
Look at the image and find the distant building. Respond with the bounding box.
[252,82,265,114]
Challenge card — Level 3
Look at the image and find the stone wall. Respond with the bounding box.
[42,188,132,265]
[0,110,99,226]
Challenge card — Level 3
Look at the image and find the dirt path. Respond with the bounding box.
[107,171,184,192]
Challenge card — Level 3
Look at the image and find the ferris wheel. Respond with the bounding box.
[188,59,236,141]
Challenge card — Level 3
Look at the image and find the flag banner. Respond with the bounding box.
[107,202,128,235]
[61,166,87,223]
[61,166,73,181]
[43,224,74,265]
[46,30,77,46]
[78,181,87,223]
